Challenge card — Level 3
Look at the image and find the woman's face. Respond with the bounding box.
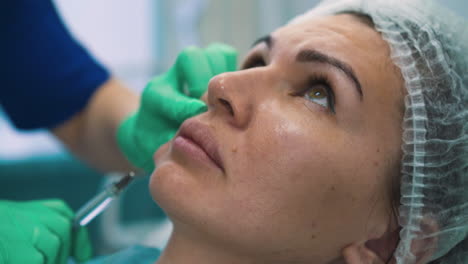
[151,14,404,263]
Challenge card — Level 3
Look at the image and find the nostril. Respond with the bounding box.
[218,98,234,116]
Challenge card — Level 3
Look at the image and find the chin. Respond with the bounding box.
[149,152,205,220]
[151,141,188,201]
[150,158,185,204]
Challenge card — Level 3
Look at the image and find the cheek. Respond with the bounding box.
[229,102,389,231]
[226,103,346,223]
[240,101,342,188]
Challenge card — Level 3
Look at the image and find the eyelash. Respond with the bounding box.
[243,55,336,114]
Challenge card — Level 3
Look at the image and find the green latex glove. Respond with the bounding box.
[118,43,238,172]
[0,199,92,264]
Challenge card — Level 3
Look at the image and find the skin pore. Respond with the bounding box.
[151,14,405,264]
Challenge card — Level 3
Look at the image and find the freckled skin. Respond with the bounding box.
[151,14,404,264]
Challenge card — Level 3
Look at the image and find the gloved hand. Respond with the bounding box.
[0,199,92,264]
[117,43,238,172]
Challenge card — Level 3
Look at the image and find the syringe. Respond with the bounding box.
[73,172,136,228]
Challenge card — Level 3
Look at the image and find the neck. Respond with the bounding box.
[154,223,342,264]
[155,227,259,264]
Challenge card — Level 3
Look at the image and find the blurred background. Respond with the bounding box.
[1,0,466,256]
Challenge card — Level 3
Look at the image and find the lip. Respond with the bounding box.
[174,119,224,171]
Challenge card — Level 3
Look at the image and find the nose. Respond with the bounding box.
[207,72,255,128]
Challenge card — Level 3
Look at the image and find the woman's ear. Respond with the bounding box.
[342,226,400,264]
[342,243,390,264]
[342,218,438,264]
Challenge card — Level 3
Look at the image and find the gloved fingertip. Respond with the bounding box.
[206,43,235,52]
[38,199,74,219]
[34,199,65,208]
[177,46,203,65]
[176,46,213,98]
[72,227,93,262]
[206,43,238,72]
[226,54,238,72]
[117,114,144,167]
[190,85,210,99]
[194,101,208,114]
[176,100,207,123]
[117,114,135,149]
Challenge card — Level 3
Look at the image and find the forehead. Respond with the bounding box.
[272,14,387,59]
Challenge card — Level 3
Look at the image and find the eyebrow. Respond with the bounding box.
[296,49,363,99]
[252,35,273,49]
[252,35,363,99]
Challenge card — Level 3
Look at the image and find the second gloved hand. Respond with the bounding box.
[117,43,238,172]
[0,199,92,264]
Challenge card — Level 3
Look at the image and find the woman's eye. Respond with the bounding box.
[300,79,335,113]
[243,56,266,69]
[305,86,329,108]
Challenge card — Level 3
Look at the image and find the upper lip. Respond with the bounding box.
[177,119,224,171]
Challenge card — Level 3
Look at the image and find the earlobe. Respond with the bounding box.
[342,218,438,264]
[342,226,400,264]
[342,243,387,264]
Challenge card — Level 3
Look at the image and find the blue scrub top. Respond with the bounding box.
[0,0,109,130]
